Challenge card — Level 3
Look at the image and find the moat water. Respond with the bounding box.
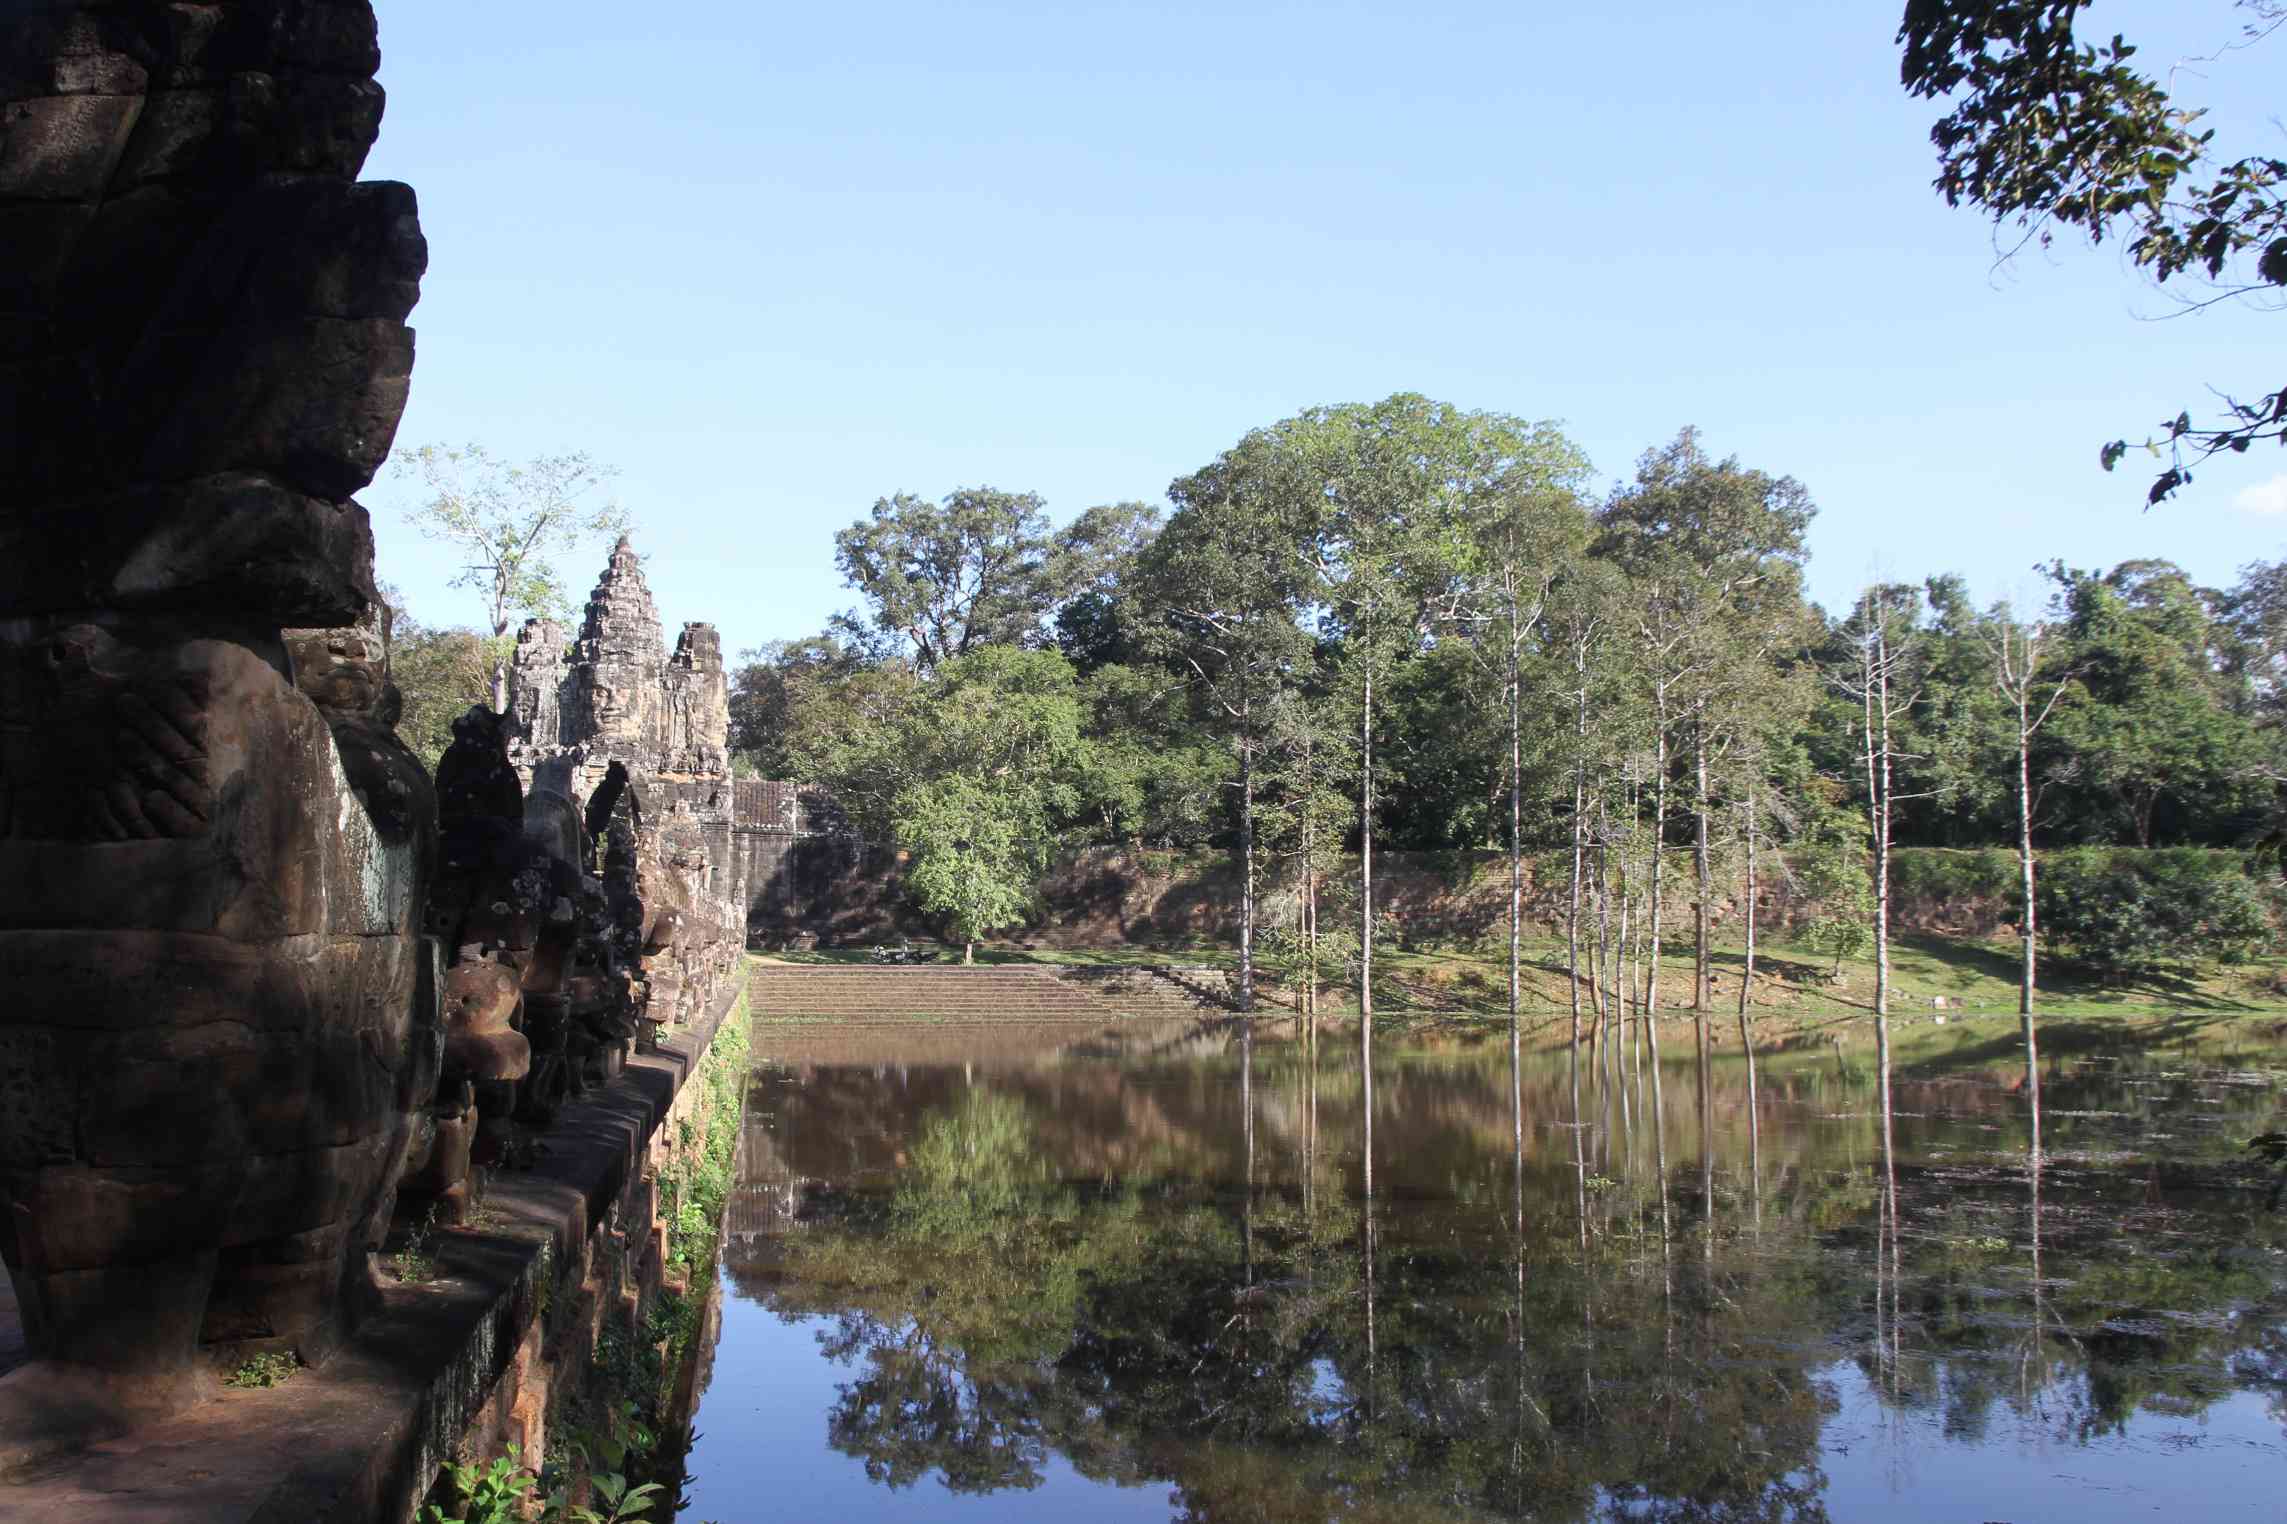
[677,1016,2287,1521]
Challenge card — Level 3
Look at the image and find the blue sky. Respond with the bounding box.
[361,1,2286,658]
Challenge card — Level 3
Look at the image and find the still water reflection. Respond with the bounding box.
[680,1018,2287,1521]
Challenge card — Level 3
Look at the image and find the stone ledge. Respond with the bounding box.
[0,976,744,1524]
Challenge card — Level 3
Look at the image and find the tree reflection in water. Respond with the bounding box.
[713,1026,2287,1521]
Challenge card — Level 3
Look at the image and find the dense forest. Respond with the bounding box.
[704,398,2287,1005]
[390,397,2287,1014]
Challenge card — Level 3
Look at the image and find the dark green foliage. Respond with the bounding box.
[2035,848,2272,977]
[384,603,492,772]
[717,399,2287,975]
[1378,642,1502,850]
[1887,847,2019,907]
[2038,562,2273,846]
[727,633,872,779]
[832,490,1159,671]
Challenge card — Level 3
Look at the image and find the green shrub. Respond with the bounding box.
[1887,848,2017,906]
[1795,839,1874,974]
[2036,848,2272,977]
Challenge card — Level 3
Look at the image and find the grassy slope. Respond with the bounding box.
[758,928,2287,1026]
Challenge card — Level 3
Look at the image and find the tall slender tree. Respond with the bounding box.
[1834,585,1925,1020]
[1595,430,1814,1056]
[1989,603,2076,1114]
[1141,447,1315,1013]
[1449,431,1594,1019]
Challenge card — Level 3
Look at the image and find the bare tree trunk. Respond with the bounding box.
[1739,775,1759,1018]
[2017,701,2041,1130]
[1595,831,1614,1097]
[963,939,973,966]
[1301,723,1316,1037]
[1305,812,1318,1040]
[1509,621,1523,1024]
[1569,665,1588,1051]
[1738,779,1761,1169]
[1859,623,1881,1013]
[488,593,510,712]
[1360,661,1375,1033]
[1238,720,1256,1014]
[1591,837,1610,1025]
[1614,851,1631,1100]
[1874,628,1894,1020]
[2017,704,2036,1020]
[1692,712,1711,1016]
[1643,896,1667,1146]
[1647,717,1668,1029]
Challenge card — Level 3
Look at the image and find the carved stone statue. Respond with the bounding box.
[0,0,432,1463]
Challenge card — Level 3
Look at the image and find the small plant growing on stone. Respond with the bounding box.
[420,1445,541,1524]
[393,1204,442,1284]
[223,1351,298,1389]
[552,1471,664,1524]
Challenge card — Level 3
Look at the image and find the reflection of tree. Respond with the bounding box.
[763,1083,1841,1519]
[817,1309,1054,1493]
[730,1041,2287,1519]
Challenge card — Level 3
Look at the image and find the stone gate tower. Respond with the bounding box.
[503,540,746,1021]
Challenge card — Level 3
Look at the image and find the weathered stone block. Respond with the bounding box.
[0,91,141,199]
[0,475,378,625]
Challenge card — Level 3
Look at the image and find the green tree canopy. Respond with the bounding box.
[834,489,1160,672]
[380,595,491,771]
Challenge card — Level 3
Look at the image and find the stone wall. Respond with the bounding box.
[0,0,438,1468]
[730,779,867,942]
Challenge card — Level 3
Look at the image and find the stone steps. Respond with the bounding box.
[745,964,1231,1022]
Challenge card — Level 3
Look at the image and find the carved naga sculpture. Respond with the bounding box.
[0,0,432,1464]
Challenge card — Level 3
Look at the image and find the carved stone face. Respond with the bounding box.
[284,618,388,720]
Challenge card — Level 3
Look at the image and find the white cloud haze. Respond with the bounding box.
[2234,474,2287,515]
